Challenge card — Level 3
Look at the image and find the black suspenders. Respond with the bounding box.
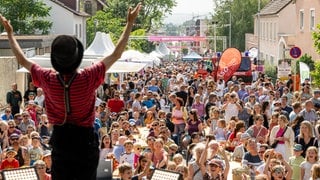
[57,73,77,115]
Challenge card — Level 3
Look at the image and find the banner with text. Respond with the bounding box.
[277,59,291,80]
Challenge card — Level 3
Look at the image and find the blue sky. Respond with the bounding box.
[164,0,215,24]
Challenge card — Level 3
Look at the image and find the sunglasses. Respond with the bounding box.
[258,151,265,154]
[152,124,159,127]
[170,148,177,151]
[113,125,119,128]
[10,138,19,141]
[23,115,28,118]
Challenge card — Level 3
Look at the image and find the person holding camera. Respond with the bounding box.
[269,115,294,161]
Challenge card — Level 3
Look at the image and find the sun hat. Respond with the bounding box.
[293,144,303,151]
[51,35,84,74]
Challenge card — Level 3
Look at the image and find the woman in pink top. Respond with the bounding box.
[171,97,188,145]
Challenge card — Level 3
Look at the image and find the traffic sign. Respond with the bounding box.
[290,46,302,59]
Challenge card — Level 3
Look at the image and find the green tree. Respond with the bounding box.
[313,24,320,54]
[0,0,52,34]
[311,62,320,87]
[104,0,176,32]
[210,0,269,51]
[87,0,176,51]
[294,53,315,74]
[129,29,155,53]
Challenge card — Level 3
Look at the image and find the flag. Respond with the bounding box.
[299,62,310,83]
[217,48,242,82]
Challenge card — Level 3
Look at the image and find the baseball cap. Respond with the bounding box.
[293,144,303,151]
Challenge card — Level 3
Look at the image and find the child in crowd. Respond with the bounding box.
[0,147,19,170]
[28,135,43,166]
[172,153,184,166]
[166,161,177,171]
[288,144,305,180]
[175,164,188,180]
[214,119,227,142]
[311,163,320,180]
[300,146,319,180]
[118,161,151,180]
[133,142,142,168]
[120,140,135,168]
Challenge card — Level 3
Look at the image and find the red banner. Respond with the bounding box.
[217,48,242,82]
[148,36,207,42]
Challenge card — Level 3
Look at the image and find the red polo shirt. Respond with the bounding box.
[31,62,106,127]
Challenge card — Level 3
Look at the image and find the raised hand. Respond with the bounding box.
[127,3,142,24]
[0,15,13,35]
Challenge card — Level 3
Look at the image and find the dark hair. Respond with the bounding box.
[100,134,112,149]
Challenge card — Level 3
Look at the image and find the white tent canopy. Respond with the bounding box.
[17,55,147,73]
[182,51,203,61]
[106,62,146,73]
[119,50,161,66]
[84,32,115,56]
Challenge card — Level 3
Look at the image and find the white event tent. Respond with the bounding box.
[17,32,148,73]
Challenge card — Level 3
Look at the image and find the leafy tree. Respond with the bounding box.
[86,11,124,46]
[313,24,320,54]
[104,0,176,32]
[129,29,155,53]
[311,62,320,87]
[87,0,176,52]
[294,53,315,74]
[210,0,269,51]
[0,0,52,34]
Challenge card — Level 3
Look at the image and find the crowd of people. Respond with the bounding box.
[2,61,320,180]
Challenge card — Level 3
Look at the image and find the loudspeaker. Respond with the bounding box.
[96,159,113,180]
[150,169,182,180]
[1,167,39,180]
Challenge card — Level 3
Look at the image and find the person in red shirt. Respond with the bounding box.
[0,3,141,180]
[0,147,19,170]
[107,91,125,113]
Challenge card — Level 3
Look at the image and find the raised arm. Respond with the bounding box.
[102,3,141,69]
[0,15,34,71]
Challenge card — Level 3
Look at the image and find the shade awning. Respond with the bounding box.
[17,61,147,73]
[106,62,147,73]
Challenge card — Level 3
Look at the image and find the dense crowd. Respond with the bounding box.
[2,61,320,180]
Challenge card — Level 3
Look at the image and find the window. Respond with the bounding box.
[300,10,304,30]
[84,1,92,15]
[273,22,277,41]
[310,9,315,30]
[79,24,82,38]
[269,23,272,41]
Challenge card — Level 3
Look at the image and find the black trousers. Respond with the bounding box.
[50,123,99,180]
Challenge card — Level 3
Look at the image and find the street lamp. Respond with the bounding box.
[225,10,231,47]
